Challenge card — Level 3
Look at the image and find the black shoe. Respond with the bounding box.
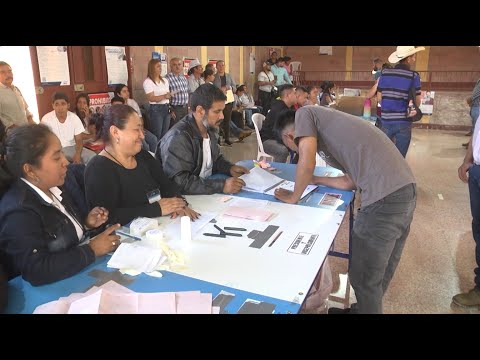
[462,142,469,148]
[327,307,351,314]
[224,140,233,146]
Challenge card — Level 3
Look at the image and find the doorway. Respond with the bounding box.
[0,46,40,122]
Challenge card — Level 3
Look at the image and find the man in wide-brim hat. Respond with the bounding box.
[377,46,425,157]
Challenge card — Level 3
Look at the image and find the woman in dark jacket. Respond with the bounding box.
[0,125,121,286]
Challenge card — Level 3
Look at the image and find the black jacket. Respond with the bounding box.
[259,99,290,141]
[157,114,233,194]
[0,180,95,286]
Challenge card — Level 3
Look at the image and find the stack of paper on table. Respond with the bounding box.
[33,280,220,314]
[239,166,318,199]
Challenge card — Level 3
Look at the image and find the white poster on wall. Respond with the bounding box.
[36,46,70,86]
[105,46,128,86]
[319,46,333,55]
[419,90,435,115]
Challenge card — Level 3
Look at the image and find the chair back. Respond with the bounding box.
[252,113,274,162]
[290,61,302,72]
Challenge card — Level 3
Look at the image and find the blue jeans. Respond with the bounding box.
[470,106,480,128]
[381,121,412,158]
[468,164,480,288]
[244,107,263,127]
[149,104,170,140]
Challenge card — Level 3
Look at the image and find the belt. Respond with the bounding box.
[171,104,188,108]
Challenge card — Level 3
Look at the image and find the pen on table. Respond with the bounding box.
[269,231,283,247]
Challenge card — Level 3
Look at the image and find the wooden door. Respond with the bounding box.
[30,46,132,120]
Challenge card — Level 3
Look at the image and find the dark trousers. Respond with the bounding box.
[170,105,188,128]
[259,90,272,116]
[222,103,233,142]
[468,164,480,289]
[350,183,417,314]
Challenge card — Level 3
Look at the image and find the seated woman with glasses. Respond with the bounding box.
[85,104,199,226]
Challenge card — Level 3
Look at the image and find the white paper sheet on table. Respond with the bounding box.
[107,242,166,273]
[264,181,318,200]
[239,167,284,192]
[240,167,317,199]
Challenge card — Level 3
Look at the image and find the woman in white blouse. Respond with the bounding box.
[143,59,172,140]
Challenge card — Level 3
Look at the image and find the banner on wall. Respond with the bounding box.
[105,46,128,86]
[183,58,197,76]
[419,90,435,115]
[208,59,221,74]
[36,46,70,86]
[152,52,168,76]
[88,92,114,114]
[343,88,361,97]
[319,46,333,55]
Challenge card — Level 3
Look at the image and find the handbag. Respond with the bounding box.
[262,71,278,98]
[407,72,423,122]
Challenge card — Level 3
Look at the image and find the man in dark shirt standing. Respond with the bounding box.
[259,84,298,163]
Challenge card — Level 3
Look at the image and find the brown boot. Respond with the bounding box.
[452,288,480,307]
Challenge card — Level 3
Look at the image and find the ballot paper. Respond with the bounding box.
[34,280,219,314]
[240,167,317,200]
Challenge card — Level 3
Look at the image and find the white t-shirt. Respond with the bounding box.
[41,110,85,148]
[199,137,213,179]
[21,178,84,241]
[473,114,480,165]
[143,77,170,105]
[258,70,274,92]
[127,98,142,117]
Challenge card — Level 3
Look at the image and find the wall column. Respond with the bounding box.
[201,46,207,66]
[224,46,230,73]
[240,46,244,84]
[345,46,353,81]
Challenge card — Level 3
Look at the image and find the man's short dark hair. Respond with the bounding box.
[52,91,69,104]
[190,83,227,112]
[274,109,296,143]
[111,96,125,104]
[278,84,295,98]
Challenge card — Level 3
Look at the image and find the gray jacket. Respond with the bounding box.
[157,115,233,194]
[213,73,236,93]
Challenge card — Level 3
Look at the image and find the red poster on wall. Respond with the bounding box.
[208,59,221,74]
[183,58,196,77]
[88,92,114,114]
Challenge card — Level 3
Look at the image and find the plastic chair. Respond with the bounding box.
[290,61,302,72]
[251,113,274,162]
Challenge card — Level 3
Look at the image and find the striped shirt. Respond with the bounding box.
[378,64,421,123]
[471,79,480,107]
[165,72,189,106]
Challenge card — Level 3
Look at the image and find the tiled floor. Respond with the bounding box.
[220,129,479,314]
